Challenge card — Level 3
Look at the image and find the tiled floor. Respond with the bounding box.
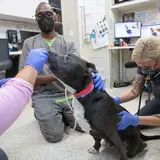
[0,86,160,160]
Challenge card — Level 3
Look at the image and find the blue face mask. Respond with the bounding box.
[142,68,158,76]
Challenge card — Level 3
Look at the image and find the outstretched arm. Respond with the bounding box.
[0,48,48,136]
[0,77,33,136]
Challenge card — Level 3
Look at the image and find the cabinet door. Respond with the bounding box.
[0,0,37,19]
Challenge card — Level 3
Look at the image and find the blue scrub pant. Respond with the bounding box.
[0,148,8,160]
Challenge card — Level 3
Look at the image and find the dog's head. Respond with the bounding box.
[48,52,97,93]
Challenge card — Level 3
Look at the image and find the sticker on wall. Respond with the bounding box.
[90,30,95,39]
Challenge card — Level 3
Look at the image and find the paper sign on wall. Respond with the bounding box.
[122,9,160,26]
[84,0,109,50]
[135,9,160,25]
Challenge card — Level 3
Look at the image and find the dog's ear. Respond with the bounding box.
[86,62,98,73]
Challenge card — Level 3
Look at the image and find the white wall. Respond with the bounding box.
[61,0,80,49]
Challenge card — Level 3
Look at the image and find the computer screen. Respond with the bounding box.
[0,39,9,61]
[20,30,40,45]
[141,24,160,37]
[114,22,141,38]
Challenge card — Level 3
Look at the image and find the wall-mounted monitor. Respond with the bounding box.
[141,24,160,37]
[114,22,141,38]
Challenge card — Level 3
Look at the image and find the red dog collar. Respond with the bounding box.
[74,81,94,98]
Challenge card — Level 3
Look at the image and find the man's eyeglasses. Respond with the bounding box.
[35,11,53,20]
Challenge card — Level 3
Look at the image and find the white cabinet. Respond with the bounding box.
[0,0,37,19]
[0,0,50,21]
[111,0,156,13]
[0,0,50,23]
[36,0,49,4]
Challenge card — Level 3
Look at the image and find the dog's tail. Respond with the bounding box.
[140,132,160,141]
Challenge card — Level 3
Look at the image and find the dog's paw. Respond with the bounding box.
[88,147,98,154]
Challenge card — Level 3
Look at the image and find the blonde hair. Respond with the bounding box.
[132,36,160,61]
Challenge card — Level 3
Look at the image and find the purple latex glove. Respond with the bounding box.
[113,97,121,104]
[0,78,12,87]
[91,73,105,91]
[117,111,139,131]
[24,48,48,72]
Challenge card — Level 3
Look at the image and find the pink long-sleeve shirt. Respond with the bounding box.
[0,78,33,136]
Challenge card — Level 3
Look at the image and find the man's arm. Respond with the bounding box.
[0,78,33,136]
[67,41,80,56]
[120,74,145,103]
[35,74,56,85]
[20,40,56,85]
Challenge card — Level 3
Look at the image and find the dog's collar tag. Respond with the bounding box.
[74,81,94,98]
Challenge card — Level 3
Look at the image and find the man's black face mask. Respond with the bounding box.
[36,11,55,33]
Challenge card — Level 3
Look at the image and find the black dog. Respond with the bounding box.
[48,52,160,160]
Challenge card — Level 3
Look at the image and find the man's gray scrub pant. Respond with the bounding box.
[33,96,75,143]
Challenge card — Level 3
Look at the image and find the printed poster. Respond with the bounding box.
[135,9,160,25]
[84,0,109,49]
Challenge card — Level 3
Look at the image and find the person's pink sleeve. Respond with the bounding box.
[0,78,33,136]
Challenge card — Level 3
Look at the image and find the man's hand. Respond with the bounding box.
[0,78,12,87]
[91,73,105,91]
[117,111,139,130]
